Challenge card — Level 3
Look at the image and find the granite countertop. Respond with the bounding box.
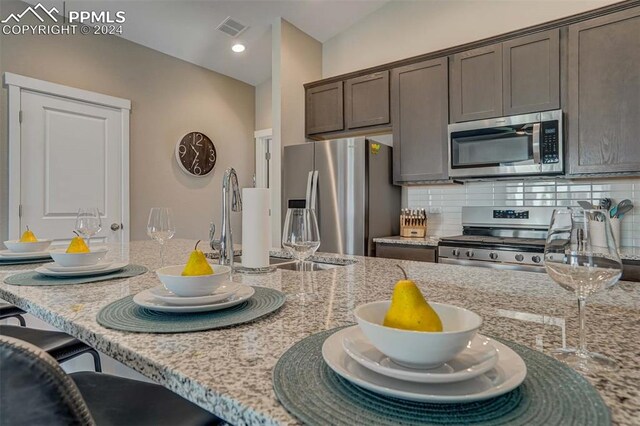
[1,239,638,425]
[374,235,640,261]
[373,236,440,246]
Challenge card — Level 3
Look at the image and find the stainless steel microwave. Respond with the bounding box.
[448,110,563,178]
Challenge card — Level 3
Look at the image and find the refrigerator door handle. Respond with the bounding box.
[305,171,314,208]
[310,170,319,210]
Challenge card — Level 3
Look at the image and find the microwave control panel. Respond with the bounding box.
[541,121,560,164]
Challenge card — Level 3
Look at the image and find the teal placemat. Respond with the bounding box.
[3,265,148,286]
[273,327,611,426]
[97,286,285,333]
[0,258,52,266]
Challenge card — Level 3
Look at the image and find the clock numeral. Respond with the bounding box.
[193,164,202,175]
[209,148,216,164]
[193,132,203,147]
[178,144,187,158]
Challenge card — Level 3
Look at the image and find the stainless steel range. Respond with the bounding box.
[438,206,556,272]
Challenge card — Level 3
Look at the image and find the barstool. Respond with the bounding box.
[0,303,101,371]
[0,335,222,425]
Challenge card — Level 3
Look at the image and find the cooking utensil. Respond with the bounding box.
[578,201,594,210]
[613,199,633,218]
[599,198,612,211]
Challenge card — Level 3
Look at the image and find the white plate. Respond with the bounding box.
[149,283,240,306]
[35,262,127,277]
[342,327,498,383]
[43,261,113,273]
[133,284,255,313]
[322,326,526,403]
[0,250,52,260]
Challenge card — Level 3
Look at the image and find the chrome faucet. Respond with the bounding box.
[210,167,242,267]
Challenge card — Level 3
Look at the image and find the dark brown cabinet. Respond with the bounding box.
[376,243,437,262]
[305,82,344,135]
[450,29,560,122]
[391,58,449,184]
[450,44,503,123]
[567,7,640,175]
[503,29,560,116]
[345,71,390,129]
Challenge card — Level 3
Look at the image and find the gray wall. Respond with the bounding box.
[0,1,255,243]
[255,77,272,130]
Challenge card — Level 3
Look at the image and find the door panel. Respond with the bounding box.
[20,91,123,244]
[345,71,390,129]
[314,138,366,255]
[450,44,503,122]
[305,82,344,135]
[282,143,314,228]
[503,29,560,115]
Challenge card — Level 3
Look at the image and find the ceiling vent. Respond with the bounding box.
[216,17,248,38]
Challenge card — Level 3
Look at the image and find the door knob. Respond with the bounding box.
[110,223,121,231]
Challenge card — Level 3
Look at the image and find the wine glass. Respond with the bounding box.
[544,207,622,373]
[282,208,320,267]
[147,208,175,268]
[75,208,102,249]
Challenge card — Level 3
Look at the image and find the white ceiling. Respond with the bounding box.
[28,0,390,86]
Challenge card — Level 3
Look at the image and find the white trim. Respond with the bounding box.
[254,128,272,139]
[4,73,131,242]
[3,72,131,110]
[254,128,280,247]
[7,85,21,240]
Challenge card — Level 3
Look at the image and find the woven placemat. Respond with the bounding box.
[273,327,611,426]
[0,258,52,266]
[3,265,148,286]
[97,286,285,333]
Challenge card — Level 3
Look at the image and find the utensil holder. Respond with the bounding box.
[589,217,620,250]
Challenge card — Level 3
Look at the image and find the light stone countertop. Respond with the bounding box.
[0,239,639,425]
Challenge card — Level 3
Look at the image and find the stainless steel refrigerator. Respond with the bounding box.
[283,137,400,256]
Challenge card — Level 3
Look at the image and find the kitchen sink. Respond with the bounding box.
[206,251,357,272]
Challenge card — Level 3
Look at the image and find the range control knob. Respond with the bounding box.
[532,255,542,264]
[515,254,525,262]
[489,252,498,260]
[452,249,460,256]
[466,250,474,258]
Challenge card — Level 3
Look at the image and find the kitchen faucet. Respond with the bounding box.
[210,167,242,267]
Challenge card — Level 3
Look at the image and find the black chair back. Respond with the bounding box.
[0,335,95,425]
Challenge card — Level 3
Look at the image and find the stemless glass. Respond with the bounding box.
[147,207,175,268]
[544,207,622,373]
[282,208,321,267]
[75,208,102,249]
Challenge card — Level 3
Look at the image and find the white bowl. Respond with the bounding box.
[4,240,52,253]
[49,248,109,267]
[156,264,231,297]
[354,301,482,369]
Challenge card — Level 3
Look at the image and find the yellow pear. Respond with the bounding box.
[66,232,90,253]
[19,226,38,242]
[182,240,214,276]
[383,265,443,332]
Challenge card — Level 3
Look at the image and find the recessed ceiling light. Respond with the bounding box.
[232,43,245,53]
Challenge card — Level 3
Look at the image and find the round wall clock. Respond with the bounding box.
[175,132,217,177]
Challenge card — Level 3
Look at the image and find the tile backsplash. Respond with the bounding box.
[404,177,640,247]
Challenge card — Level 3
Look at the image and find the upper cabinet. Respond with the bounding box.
[392,58,449,184]
[568,7,640,175]
[306,71,391,138]
[450,44,503,123]
[345,71,390,129]
[450,29,560,123]
[305,82,344,135]
[503,30,560,116]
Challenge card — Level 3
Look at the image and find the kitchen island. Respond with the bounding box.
[0,239,638,425]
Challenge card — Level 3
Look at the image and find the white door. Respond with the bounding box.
[19,90,125,245]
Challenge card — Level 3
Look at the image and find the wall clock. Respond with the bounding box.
[175,132,217,177]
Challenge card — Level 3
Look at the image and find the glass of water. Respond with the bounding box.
[544,207,622,373]
[282,208,320,267]
[147,207,175,268]
[75,208,102,249]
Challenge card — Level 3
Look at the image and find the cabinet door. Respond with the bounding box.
[450,44,503,122]
[345,71,390,129]
[305,82,344,135]
[392,58,449,183]
[503,29,560,115]
[568,7,640,174]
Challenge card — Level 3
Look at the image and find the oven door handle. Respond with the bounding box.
[532,122,541,166]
